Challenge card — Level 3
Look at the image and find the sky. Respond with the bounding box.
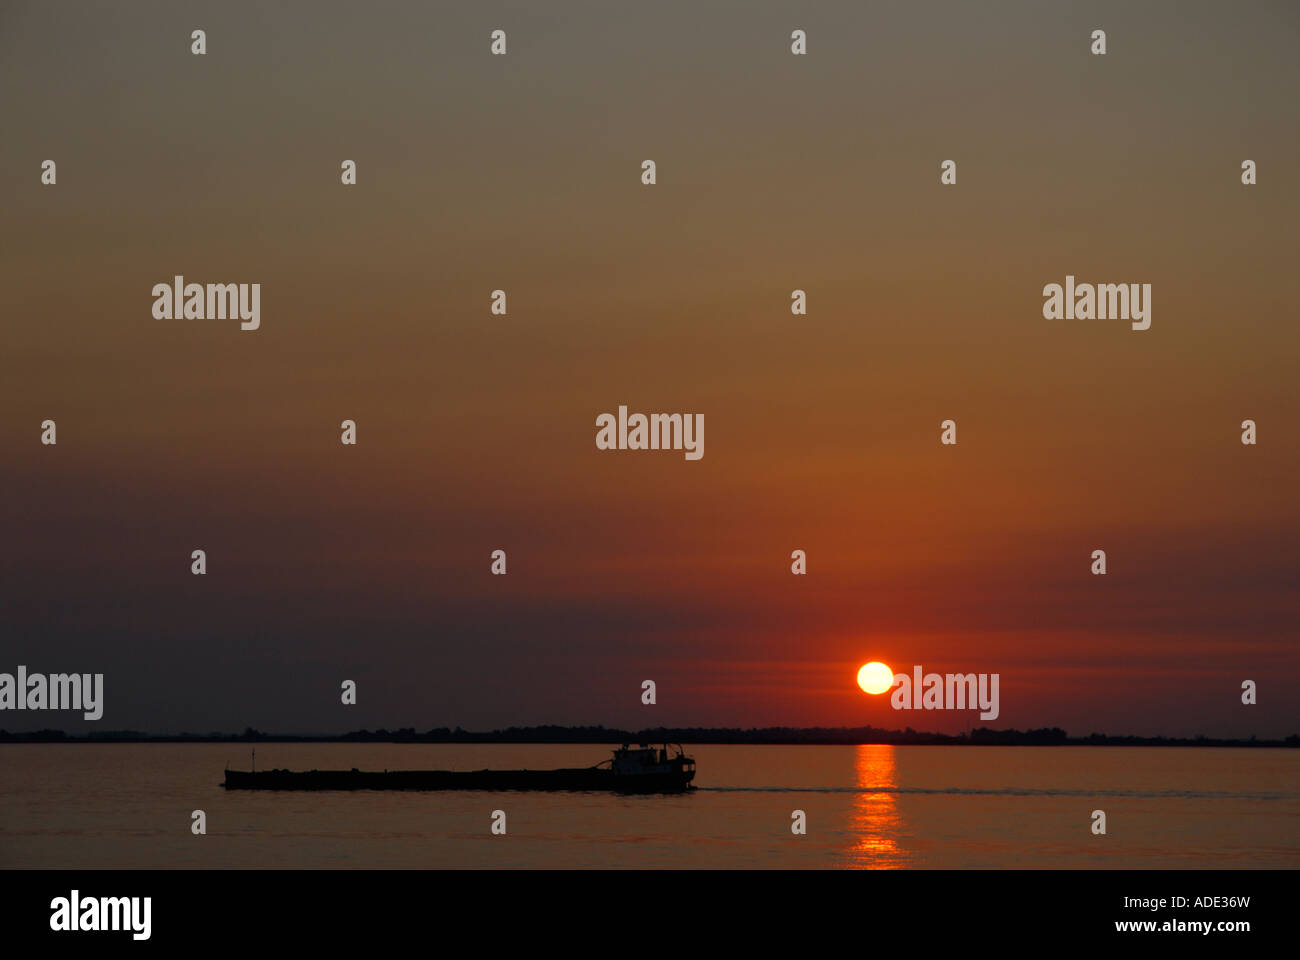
[1,1,1297,737]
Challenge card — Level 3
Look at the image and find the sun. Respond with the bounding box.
[857,661,894,695]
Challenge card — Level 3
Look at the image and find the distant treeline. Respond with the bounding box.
[2,724,1297,747]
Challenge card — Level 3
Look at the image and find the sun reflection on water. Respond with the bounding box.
[845,744,909,868]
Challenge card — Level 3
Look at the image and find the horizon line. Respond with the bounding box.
[2,723,1297,747]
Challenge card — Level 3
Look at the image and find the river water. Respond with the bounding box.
[1,743,1295,868]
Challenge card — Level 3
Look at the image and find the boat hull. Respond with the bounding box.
[222,767,694,793]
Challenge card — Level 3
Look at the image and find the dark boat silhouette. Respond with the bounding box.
[222,742,696,793]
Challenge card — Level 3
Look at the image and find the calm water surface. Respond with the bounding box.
[1,744,1295,868]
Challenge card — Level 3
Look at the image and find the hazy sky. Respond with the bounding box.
[2,1,1297,736]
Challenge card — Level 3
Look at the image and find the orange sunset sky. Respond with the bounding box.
[2,1,1297,737]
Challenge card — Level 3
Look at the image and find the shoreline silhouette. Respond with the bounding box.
[2,724,1296,747]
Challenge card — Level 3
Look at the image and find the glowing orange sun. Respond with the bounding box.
[857,661,894,695]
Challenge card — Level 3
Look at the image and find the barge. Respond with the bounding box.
[222,742,695,793]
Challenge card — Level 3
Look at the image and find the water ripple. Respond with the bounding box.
[697,786,1298,800]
